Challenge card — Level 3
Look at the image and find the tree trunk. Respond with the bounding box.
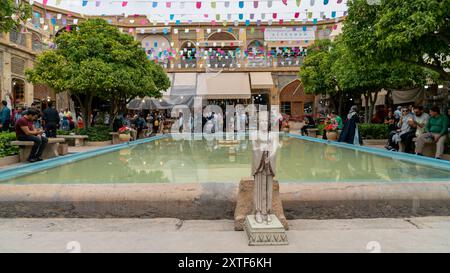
[338,92,344,117]
[364,92,369,123]
[368,90,379,124]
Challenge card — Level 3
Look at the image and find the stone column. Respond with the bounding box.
[238,28,247,67]
[24,59,34,106]
[171,28,180,69]
[196,28,204,69]
[25,33,32,50]
[2,52,12,100]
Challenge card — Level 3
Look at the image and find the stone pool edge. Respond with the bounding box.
[287,133,450,172]
[0,135,167,182]
[0,181,448,219]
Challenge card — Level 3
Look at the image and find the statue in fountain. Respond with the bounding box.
[251,112,278,224]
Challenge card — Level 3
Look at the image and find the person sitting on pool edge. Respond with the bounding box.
[415,106,448,159]
[15,109,48,163]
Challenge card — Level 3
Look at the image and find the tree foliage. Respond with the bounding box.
[0,0,31,33]
[26,19,170,127]
[345,0,449,81]
[300,0,445,122]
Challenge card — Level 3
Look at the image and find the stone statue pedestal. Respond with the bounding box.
[234,178,288,231]
[244,214,288,246]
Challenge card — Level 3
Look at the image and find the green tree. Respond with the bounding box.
[0,0,31,33]
[345,0,449,81]
[26,19,170,127]
[299,39,347,116]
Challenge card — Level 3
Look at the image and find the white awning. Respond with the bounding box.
[197,73,251,99]
[250,72,274,89]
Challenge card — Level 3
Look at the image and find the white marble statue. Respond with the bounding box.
[251,112,279,224]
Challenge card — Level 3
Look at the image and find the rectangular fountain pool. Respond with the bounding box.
[1,134,449,184]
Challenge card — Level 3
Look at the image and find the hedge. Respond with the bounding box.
[0,132,19,158]
[74,126,112,141]
[358,123,389,139]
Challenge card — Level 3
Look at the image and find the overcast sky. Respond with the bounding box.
[33,0,348,22]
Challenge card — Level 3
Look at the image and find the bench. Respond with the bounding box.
[11,138,66,162]
[110,132,120,144]
[137,128,149,139]
[398,137,436,157]
[306,128,319,138]
[56,135,88,146]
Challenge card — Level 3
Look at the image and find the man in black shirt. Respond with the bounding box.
[42,102,60,138]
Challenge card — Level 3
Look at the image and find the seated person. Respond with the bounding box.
[415,106,448,159]
[15,109,48,163]
[384,110,397,132]
[300,115,316,136]
[386,107,415,152]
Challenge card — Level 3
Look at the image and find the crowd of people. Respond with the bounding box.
[1,99,448,162]
[300,104,449,160]
[385,105,448,159]
[0,101,83,163]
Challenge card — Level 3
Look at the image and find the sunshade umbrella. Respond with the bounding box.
[127,96,155,110]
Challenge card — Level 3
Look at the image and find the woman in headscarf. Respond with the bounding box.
[338,105,362,145]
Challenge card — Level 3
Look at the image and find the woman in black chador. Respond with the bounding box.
[338,105,363,145]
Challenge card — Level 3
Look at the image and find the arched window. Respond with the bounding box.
[141,35,171,63]
[9,27,26,47]
[207,31,237,41]
[12,78,26,106]
[32,33,42,51]
[179,40,197,68]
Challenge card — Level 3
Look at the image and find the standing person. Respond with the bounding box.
[415,106,448,159]
[15,109,48,163]
[178,112,183,133]
[104,112,110,126]
[77,115,84,129]
[338,105,362,145]
[134,114,146,138]
[59,109,64,124]
[0,100,11,132]
[42,102,60,138]
[146,113,153,134]
[14,106,25,124]
[64,108,72,119]
[61,116,70,131]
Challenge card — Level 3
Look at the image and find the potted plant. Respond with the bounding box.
[324,120,339,141]
[118,126,132,142]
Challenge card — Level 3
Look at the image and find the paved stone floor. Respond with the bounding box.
[0,217,448,253]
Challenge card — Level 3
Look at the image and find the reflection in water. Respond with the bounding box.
[5,135,450,184]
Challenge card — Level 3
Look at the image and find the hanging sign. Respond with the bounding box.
[264,27,315,41]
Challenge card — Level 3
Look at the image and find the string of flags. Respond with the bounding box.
[38,0,344,8]
[33,0,346,23]
[26,0,343,65]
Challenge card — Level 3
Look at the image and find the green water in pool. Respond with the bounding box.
[4,136,450,184]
